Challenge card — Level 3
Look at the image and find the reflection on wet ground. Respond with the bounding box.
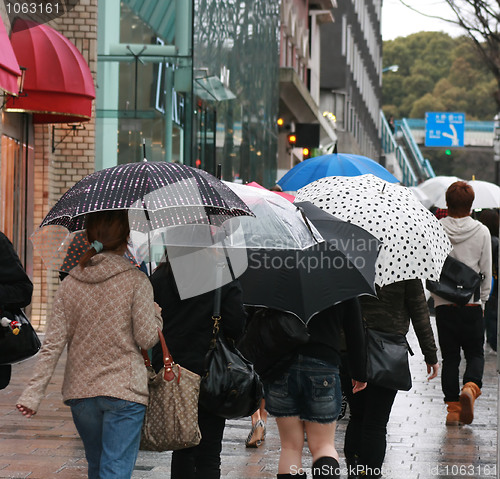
[0,318,498,478]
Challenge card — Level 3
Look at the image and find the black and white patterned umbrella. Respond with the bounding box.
[40,161,253,231]
[32,161,254,273]
[296,174,452,286]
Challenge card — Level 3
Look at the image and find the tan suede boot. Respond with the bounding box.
[459,382,482,424]
[445,401,462,426]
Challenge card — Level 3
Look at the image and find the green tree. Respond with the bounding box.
[409,93,445,118]
[383,32,496,120]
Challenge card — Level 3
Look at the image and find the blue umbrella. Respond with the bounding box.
[277,153,399,191]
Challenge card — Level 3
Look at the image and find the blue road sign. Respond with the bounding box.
[425,112,465,147]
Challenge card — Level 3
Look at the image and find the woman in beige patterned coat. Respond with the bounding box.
[16,210,162,479]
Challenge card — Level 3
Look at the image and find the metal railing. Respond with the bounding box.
[380,112,418,186]
[400,119,435,179]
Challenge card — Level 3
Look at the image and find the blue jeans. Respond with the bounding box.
[264,354,341,423]
[67,396,146,479]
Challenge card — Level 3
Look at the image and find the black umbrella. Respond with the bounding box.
[294,201,380,289]
[40,161,253,232]
[31,161,254,274]
[237,201,380,324]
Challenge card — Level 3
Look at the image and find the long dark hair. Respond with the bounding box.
[79,210,130,268]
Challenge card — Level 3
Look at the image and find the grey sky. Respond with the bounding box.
[382,0,465,41]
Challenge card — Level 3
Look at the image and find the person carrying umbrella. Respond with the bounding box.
[431,181,492,426]
[150,257,247,479]
[343,280,439,478]
[262,298,367,479]
[296,175,449,478]
[16,210,163,479]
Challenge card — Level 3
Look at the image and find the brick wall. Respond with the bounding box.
[30,0,98,330]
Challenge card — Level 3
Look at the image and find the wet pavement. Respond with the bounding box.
[0,318,498,479]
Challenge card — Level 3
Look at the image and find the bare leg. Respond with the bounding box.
[304,421,338,462]
[276,416,305,474]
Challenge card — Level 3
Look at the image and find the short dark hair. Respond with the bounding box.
[79,210,130,268]
[445,181,474,217]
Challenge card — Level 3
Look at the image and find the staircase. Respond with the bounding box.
[380,112,435,186]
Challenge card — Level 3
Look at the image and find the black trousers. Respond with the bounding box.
[343,380,397,477]
[435,304,485,402]
[170,404,226,479]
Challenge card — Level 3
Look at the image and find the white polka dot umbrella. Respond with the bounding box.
[296,174,452,287]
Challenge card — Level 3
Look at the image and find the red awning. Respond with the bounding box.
[5,19,95,123]
[0,20,21,96]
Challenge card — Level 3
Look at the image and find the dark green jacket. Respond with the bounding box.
[360,279,438,365]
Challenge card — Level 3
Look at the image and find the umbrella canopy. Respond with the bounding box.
[31,162,254,296]
[296,174,452,287]
[416,176,462,208]
[223,183,378,322]
[246,181,295,202]
[153,181,322,301]
[277,153,399,192]
[294,201,381,290]
[40,161,252,232]
[433,179,500,209]
[408,186,433,209]
[223,182,320,250]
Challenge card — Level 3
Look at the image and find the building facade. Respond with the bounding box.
[277,0,338,179]
[320,0,383,160]
[0,0,281,328]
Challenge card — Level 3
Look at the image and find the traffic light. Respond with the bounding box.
[445,149,452,156]
[302,147,311,160]
[287,133,297,146]
[277,117,284,128]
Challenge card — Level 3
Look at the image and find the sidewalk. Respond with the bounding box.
[0,319,498,479]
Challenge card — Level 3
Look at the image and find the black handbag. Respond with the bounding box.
[199,288,263,419]
[0,309,41,365]
[238,307,309,381]
[366,328,414,391]
[426,255,483,306]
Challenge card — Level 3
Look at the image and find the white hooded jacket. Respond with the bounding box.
[432,216,492,308]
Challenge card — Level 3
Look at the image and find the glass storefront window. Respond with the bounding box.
[96,0,187,169]
[97,0,279,186]
[193,0,280,186]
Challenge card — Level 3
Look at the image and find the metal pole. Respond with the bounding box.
[165,68,174,163]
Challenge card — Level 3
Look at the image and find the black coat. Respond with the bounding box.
[0,232,33,389]
[150,265,247,376]
[0,232,33,310]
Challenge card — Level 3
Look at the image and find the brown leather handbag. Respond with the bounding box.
[140,328,201,451]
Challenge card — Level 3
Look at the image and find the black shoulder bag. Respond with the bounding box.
[199,286,263,419]
[0,308,41,365]
[366,328,414,391]
[426,255,483,306]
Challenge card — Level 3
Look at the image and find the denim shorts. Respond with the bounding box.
[263,355,341,423]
